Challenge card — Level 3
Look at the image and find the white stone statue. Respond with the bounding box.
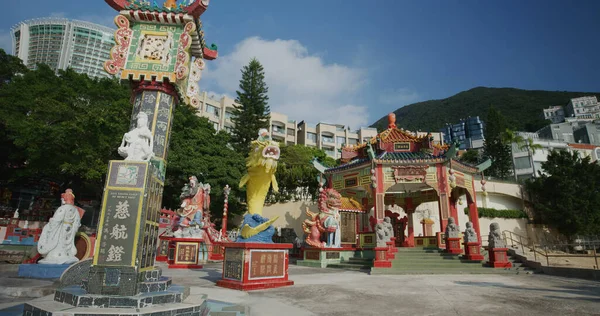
[37,189,84,265]
[118,112,154,161]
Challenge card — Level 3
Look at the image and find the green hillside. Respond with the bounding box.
[371,87,600,132]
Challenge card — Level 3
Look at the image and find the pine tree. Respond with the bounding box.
[230,58,270,151]
[483,106,513,180]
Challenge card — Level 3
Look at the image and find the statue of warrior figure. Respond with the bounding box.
[37,189,85,264]
[177,176,210,228]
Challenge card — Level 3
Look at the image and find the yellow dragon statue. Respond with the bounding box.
[237,129,281,242]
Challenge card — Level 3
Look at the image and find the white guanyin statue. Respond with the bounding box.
[118,112,154,161]
[37,189,85,265]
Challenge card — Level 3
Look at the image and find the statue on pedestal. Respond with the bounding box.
[173,176,210,238]
[237,130,281,242]
[118,112,154,161]
[37,189,85,265]
[463,221,477,243]
[375,222,387,247]
[488,222,505,248]
[383,217,394,239]
[302,188,342,248]
[445,217,460,238]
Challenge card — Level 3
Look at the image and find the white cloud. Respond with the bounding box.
[379,87,420,106]
[202,37,370,128]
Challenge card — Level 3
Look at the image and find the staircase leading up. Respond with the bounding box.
[327,257,373,272]
[369,247,539,275]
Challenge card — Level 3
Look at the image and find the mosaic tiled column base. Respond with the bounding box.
[445,237,463,255]
[463,242,485,261]
[216,242,294,291]
[487,247,513,268]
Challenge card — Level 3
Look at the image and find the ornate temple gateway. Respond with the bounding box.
[308,113,491,268]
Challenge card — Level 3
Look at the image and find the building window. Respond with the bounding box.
[307,132,317,142]
[206,105,220,117]
[348,138,359,145]
[287,129,295,136]
[337,136,346,144]
[322,135,334,143]
[272,125,285,134]
[514,157,532,169]
[224,111,233,120]
[324,147,336,157]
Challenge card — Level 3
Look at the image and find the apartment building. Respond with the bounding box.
[439,116,485,150]
[565,96,600,120]
[512,132,600,180]
[193,92,297,145]
[11,18,114,79]
[296,121,378,159]
[542,106,565,124]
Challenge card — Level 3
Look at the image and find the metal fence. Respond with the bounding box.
[503,230,599,270]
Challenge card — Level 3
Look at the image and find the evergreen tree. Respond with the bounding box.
[526,150,600,239]
[230,58,270,151]
[483,106,513,180]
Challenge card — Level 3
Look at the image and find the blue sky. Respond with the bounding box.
[2,0,600,127]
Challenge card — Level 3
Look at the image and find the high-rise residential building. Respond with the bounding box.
[296,121,379,159]
[11,18,115,79]
[542,105,565,124]
[440,116,485,150]
[565,96,600,121]
[193,92,297,145]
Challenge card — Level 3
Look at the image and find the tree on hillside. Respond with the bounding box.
[271,145,337,202]
[483,107,513,180]
[0,63,131,197]
[230,58,270,151]
[164,104,247,223]
[525,150,600,239]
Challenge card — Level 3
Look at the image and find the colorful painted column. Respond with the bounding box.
[221,184,231,238]
[373,164,385,223]
[404,197,415,247]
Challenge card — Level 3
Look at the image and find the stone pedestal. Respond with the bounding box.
[487,247,512,268]
[296,247,356,268]
[445,237,463,255]
[373,247,392,268]
[216,242,294,291]
[18,263,72,279]
[167,238,204,269]
[385,241,396,260]
[207,243,224,261]
[390,237,398,253]
[463,242,484,261]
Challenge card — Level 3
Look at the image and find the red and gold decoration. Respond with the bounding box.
[217,242,294,291]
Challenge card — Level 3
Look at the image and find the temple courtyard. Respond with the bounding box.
[0,263,598,316]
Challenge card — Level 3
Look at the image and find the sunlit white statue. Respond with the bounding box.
[118,112,154,161]
[37,189,85,264]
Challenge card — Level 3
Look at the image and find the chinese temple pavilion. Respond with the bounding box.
[314,113,491,249]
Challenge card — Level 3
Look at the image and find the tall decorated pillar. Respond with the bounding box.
[436,164,450,233]
[404,197,415,247]
[87,0,218,297]
[373,164,386,223]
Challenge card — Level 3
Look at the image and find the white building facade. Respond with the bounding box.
[11,18,115,79]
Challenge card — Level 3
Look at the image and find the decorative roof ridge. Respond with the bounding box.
[324,158,371,173]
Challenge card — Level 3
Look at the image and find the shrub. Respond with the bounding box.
[463,207,527,219]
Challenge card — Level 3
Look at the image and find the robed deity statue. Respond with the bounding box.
[118,112,154,161]
[37,189,85,264]
[177,176,210,228]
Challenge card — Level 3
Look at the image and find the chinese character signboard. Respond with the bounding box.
[249,250,286,280]
[223,248,243,281]
[175,242,198,265]
[95,189,142,266]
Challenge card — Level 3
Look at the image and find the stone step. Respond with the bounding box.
[138,276,173,293]
[346,257,374,263]
[327,263,372,270]
[369,268,537,275]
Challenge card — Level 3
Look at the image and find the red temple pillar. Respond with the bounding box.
[373,164,385,223]
[467,194,482,243]
[404,197,415,247]
[448,195,459,226]
[436,164,450,233]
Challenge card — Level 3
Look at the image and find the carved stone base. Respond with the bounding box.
[373,247,392,268]
[167,238,205,269]
[385,241,396,260]
[445,237,463,255]
[296,247,355,268]
[487,247,512,268]
[463,242,484,261]
[216,242,293,291]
